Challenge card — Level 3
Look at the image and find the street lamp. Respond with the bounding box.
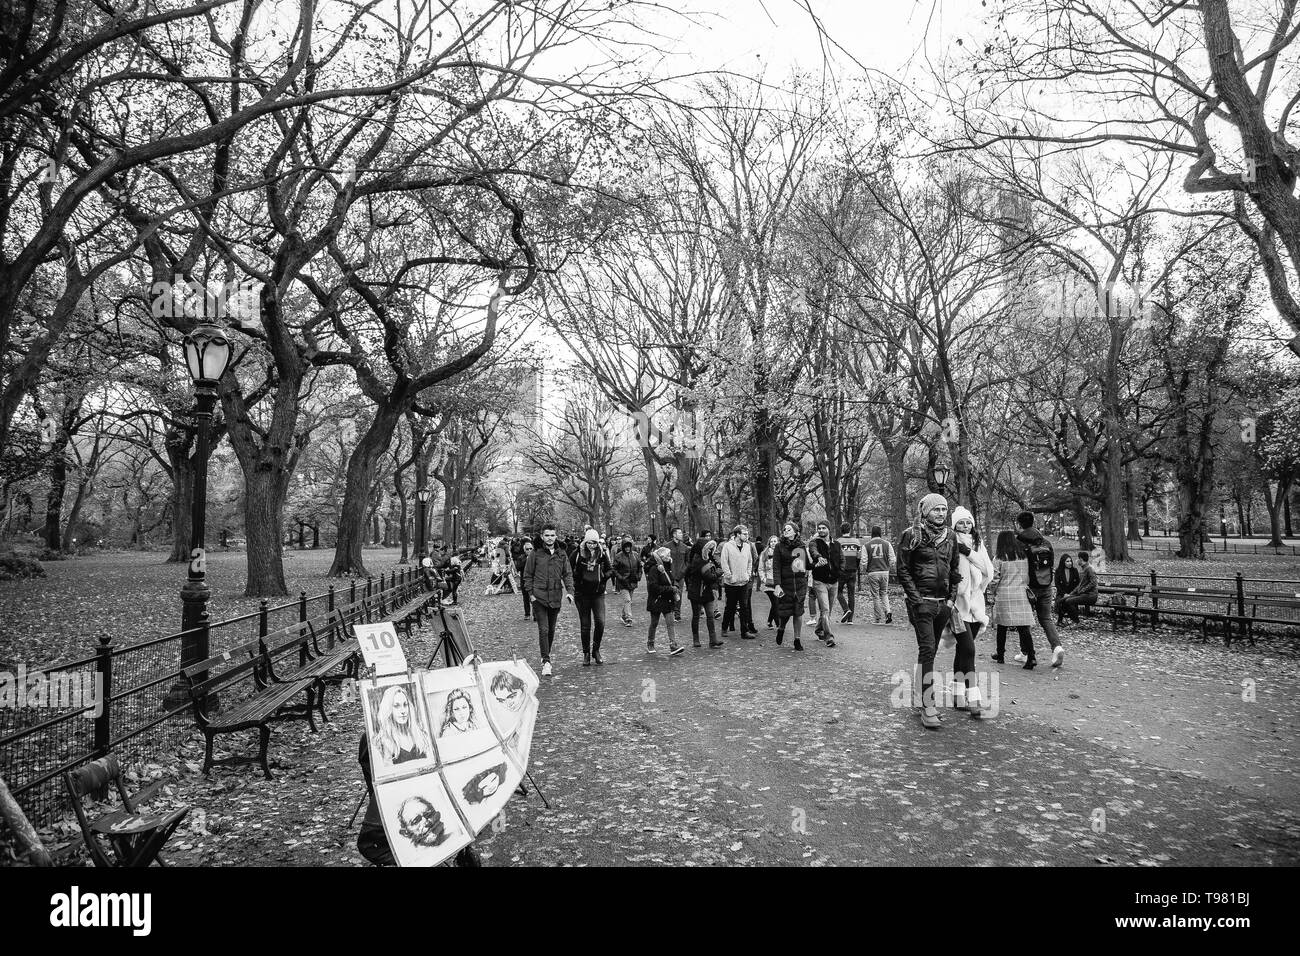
[178,320,231,686]
[416,489,432,559]
[932,463,950,493]
[451,506,460,552]
[715,501,723,538]
[649,511,656,539]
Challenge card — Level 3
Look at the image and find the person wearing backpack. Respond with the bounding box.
[896,493,961,730]
[685,534,725,647]
[1015,510,1064,668]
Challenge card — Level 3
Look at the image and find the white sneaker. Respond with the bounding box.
[1052,646,1065,668]
[541,661,553,677]
[1013,652,1026,663]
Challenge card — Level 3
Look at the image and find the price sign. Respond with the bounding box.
[353,622,407,676]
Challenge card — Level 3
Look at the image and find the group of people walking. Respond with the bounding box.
[507,521,897,676]
[503,499,1080,733]
[898,493,1072,729]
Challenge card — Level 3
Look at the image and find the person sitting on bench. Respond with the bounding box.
[1056,551,1099,624]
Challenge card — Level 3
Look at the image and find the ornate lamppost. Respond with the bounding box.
[179,320,231,674]
[416,489,432,559]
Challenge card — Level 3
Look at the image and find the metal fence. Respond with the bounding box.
[0,568,421,827]
[1125,538,1300,557]
[1098,569,1300,629]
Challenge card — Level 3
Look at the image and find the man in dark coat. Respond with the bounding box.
[522,524,574,677]
[896,493,961,730]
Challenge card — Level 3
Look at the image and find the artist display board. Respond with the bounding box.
[360,658,539,867]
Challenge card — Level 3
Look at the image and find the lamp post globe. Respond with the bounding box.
[452,506,460,551]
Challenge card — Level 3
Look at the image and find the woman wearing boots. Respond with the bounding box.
[758,534,780,629]
[773,521,809,650]
[646,546,685,656]
[949,506,993,717]
[685,535,724,648]
[986,530,1037,668]
[1054,554,1080,624]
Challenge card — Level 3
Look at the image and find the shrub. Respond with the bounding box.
[0,553,47,580]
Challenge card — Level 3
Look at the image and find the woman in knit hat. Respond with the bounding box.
[573,528,612,666]
[948,505,993,717]
[773,521,810,650]
[645,545,684,656]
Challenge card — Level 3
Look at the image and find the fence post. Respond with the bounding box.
[94,635,113,757]
[259,600,268,639]
[1149,569,1159,629]
[299,590,308,623]
[350,579,357,604]
[328,585,336,613]
[1236,572,1246,618]
[367,576,373,598]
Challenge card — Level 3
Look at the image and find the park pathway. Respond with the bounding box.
[142,574,1300,867]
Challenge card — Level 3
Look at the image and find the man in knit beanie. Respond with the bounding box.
[895,492,961,730]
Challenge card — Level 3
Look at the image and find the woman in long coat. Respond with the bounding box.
[773,521,809,650]
[986,529,1038,668]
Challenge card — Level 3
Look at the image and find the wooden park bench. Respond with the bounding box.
[182,633,322,780]
[64,754,191,867]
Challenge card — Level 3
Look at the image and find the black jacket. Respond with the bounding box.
[774,537,809,617]
[896,521,960,604]
[645,559,678,613]
[684,537,721,602]
[809,535,841,584]
[572,543,611,596]
[1016,528,1056,592]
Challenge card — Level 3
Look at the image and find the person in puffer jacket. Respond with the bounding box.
[896,493,961,730]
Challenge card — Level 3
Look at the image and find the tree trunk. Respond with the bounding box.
[61,473,91,553]
[166,448,195,562]
[243,468,290,596]
[42,452,66,551]
[1262,479,1291,547]
[330,404,402,577]
[882,438,910,540]
[1072,498,1095,552]
[751,406,779,541]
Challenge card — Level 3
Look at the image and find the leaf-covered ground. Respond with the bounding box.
[4,548,1300,866]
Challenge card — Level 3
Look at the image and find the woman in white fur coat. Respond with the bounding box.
[948,505,994,717]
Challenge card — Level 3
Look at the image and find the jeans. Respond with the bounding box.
[574,592,606,655]
[1029,587,1062,655]
[521,587,532,619]
[995,625,1029,659]
[690,597,718,644]
[763,590,778,626]
[535,603,560,662]
[950,619,979,689]
[673,579,685,620]
[722,584,753,633]
[648,610,678,648]
[836,574,856,615]
[812,580,835,637]
[907,598,952,708]
[866,571,891,622]
[1056,591,1097,623]
[617,588,634,623]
